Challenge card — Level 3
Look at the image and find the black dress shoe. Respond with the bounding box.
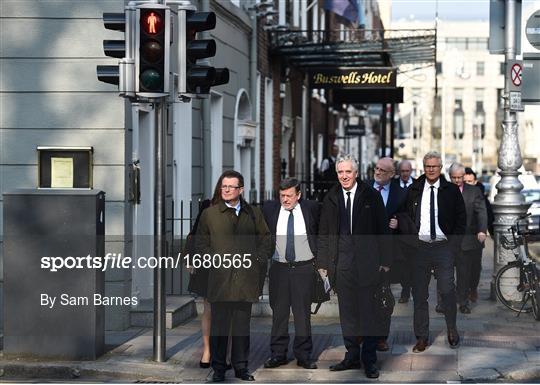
[364,363,379,379]
[376,339,389,352]
[200,361,211,369]
[235,370,255,381]
[459,304,471,314]
[297,360,317,369]
[329,359,362,371]
[212,372,225,382]
[412,338,429,353]
[264,357,288,368]
[448,330,460,349]
[398,296,409,303]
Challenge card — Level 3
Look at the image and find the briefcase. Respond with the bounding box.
[311,269,330,315]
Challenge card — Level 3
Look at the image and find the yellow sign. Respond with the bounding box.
[51,157,74,188]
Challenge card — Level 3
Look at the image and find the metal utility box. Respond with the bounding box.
[523,53,540,104]
[3,190,105,360]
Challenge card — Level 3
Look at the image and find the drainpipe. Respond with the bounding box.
[249,0,258,200]
[202,0,212,197]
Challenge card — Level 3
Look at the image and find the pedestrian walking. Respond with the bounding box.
[317,154,391,379]
[195,170,273,382]
[262,178,320,370]
[369,157,408,352]
[395,151,466,353]
[449,163,487,314]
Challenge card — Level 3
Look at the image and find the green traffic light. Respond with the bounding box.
[140,69,162,91]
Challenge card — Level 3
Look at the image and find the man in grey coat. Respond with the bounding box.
[448,163,488,314]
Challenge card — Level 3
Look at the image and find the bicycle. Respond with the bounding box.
[495,213,540,320]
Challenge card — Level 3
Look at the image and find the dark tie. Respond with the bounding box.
[430,186,436,240]
[285,209,296,262]
[346,192,352,234]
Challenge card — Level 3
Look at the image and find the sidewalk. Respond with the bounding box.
[2,240,540,382]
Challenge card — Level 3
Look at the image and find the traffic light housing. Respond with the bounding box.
[136,5,170,97]
[97,12,126,86]
[178,10,229,97]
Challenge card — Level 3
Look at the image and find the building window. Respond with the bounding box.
[500,62,505,75]
[476,61,485,76]
[436,62,443,74]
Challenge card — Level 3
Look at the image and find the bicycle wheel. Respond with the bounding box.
[495,263,532,313]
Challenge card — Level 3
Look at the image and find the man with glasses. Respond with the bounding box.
[449,163,487,314]
[369,157,407,351]
[395,152,466,353]
[196,170,272,382]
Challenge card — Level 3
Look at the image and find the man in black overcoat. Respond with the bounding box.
[317,154,392,379]
[396,152,466,353]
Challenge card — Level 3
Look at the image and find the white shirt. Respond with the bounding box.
[274,203,315,262]
[400,177,413,189]
[320,156,336,173]
[419,179,447,242]
[225,200,241,216]
[342,182,358,234]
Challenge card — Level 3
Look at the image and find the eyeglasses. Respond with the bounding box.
[221,185,241,190]
[374,166,392,173]
[424,165,442,170]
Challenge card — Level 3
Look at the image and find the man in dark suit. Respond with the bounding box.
[318,154,391,379]
[396,151,466,353]
[464,167,493,303]
[396,159,416,303]
[449,163,487,314]
[369,157,408,351]
[262,178,320,370]
[398,159,415,189]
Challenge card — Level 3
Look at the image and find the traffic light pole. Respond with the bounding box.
[491,0,528,297]
[153,100,167,362]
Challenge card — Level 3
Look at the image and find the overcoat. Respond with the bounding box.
[461,183,488,251]
[317,180,392,288]
[195,199,272,303]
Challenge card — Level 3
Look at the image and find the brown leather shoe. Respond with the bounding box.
[412,338,429,353]
[376,339,389,352]
[469,289,478,303]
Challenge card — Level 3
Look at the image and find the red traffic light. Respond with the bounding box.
[142,10,163,35]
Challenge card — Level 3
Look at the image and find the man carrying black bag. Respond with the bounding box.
[262,178,320,370]
[317,154,392,379]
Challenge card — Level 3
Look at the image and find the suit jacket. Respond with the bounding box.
[460,183,488,251]
[369,178,408,219]
[262,198,320,258]
[401,175,466,254]
[317,180,392,288]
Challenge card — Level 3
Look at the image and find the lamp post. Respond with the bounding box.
[491,0,529,298]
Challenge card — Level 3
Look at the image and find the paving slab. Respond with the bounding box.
[458,368,502,381]
[458,346,528,372]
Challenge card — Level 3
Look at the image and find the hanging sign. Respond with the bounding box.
[309,67,397,89]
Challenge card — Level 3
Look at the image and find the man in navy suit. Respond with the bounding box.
[262,178,320,370]
[370,157,408,352]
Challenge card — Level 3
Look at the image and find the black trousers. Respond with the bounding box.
[399,245,416,298]
[469,248,483,293]
[456,248,482,306]
[412,243,457,339]
[268,262,314,362]
[210,301,252,373]
[335,264,378,366]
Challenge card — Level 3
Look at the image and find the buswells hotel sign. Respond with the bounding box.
[309,68,397,88]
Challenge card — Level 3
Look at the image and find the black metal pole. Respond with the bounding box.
[390,103,395,158]
[380,103,387,157]
[153,101,166,362]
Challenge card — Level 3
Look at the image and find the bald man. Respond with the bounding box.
[369,157,408,351]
